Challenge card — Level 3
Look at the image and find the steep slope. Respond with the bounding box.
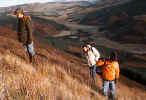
[4,5,146,85]
[0,27,103,100]
[0,24,145,100]
[0,1,146,99]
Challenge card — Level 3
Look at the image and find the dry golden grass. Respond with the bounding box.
[0,32,103,100]
[0,38,145,100]
[68,46,82,54]
[0,24,145,100]
[33,19,59,37]
[0,53,104,100]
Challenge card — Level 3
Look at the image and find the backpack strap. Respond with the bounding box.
[91,47,94,53]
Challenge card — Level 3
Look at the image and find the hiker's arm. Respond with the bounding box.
[17,21,22,42]
[115,62,120,79]
[26,19,33,44]
[92,47,100,61]
[81,50,85,58]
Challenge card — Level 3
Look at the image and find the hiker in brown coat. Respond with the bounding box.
[14,8,35,63]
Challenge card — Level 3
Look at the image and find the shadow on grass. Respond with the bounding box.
[121,66,146,85]
[65,50,82,58]
[91,82,103,95]
[36,53,48,60]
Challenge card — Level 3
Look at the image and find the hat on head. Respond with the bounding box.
[110,51,118,61]
[14,8,24,15]
[82,43,91,49]
[87,44,91,48]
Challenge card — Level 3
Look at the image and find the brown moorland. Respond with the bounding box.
[0,21,145,100]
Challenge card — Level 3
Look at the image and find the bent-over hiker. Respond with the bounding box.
[82,44,100,82]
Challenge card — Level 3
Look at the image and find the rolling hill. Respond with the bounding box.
[0,0,146,99]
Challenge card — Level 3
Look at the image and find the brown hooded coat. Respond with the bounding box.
[17,16,33,45]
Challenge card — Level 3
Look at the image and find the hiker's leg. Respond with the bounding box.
[89,67,94,81]
[89,67,95,83]
[24,45,28,53]
[27,42,35,63]
[92,64,97,80]
[90,65,97,82]
[109,81,115,100]
[102,80,109,98]
[27,42,35,55]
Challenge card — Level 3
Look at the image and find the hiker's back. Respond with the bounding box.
[18,15,33,44]
[85,47,100,67]
[101,52,120,100]
[102,60,119,81]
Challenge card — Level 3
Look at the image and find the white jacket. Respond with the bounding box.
[85,47,100,67]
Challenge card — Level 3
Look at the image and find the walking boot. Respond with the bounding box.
[29,54,34,64]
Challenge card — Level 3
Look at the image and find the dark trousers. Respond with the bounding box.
[89,64,97,81]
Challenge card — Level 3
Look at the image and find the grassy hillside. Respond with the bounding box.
[0,22,145,100]
[0,2,146,98]
[0,26,104,100]
[2,13,146,86]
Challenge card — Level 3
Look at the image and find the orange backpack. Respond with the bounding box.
[102,60,119,81]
